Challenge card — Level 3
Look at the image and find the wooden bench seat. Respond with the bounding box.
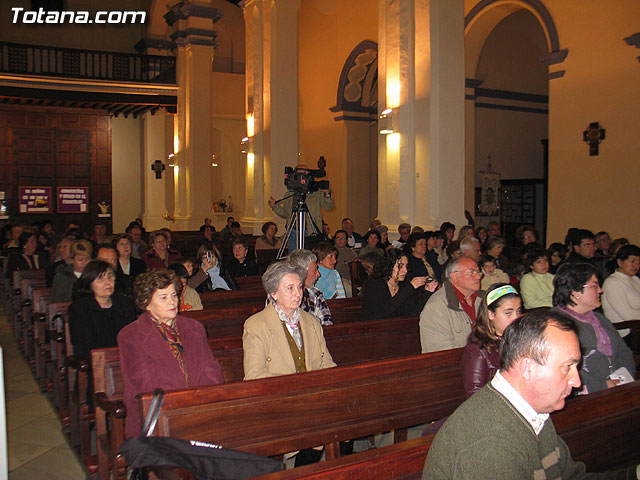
[250,380,640,480]
[92,316,425,480]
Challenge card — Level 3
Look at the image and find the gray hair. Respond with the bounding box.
[262,260,304,296]
[460,236,479,253]
[444,256,465,281]
[287,249,317,272]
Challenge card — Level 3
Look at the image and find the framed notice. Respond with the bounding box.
[57,187,89,214]
[19,186,52,214]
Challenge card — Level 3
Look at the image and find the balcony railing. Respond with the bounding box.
[0,41,176,84]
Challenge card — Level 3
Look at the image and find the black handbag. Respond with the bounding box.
[120,389,283,480]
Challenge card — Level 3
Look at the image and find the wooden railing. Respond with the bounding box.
[0,41,176,84]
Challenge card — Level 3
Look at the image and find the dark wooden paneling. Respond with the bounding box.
[0,106,112,233]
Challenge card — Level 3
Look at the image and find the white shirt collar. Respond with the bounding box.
[491,370,549,435]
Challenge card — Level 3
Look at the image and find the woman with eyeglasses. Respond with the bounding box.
[552,262,635,394]
[68,260,137,361]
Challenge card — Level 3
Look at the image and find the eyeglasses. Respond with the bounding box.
[453,269,482,277]
[583,282,600,290]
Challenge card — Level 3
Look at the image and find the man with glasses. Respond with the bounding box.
[420,256,484,353]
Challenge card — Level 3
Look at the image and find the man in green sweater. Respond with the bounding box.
[423,309,639,479]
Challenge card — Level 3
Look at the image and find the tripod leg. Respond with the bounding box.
[277,209,299,259]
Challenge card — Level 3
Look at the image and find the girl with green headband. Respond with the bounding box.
[460,283,522,398]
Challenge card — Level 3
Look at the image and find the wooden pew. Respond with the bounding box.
[92,316,423,480]
[19,275,47,362]
[250,380,640,480]
[138,351,465,461]
[32,287,52,390]
[252,435,435,480]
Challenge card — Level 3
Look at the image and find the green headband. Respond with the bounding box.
[486,285,518,306]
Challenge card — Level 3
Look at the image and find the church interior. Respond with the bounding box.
[0,0,639,478]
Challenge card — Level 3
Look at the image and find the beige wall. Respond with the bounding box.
[546,1,640,244]
[298,0,378,234]
[0,0,150,53]
[111,115,143,233]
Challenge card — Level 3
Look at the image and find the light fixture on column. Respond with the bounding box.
[211,154,218,167]
[379,108,395,135]
[240,136,252,154]
[167,153,176,167]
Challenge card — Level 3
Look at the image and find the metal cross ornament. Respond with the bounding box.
[583,122,605,156]
[152,160,166,179]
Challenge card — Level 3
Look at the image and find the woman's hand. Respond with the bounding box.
[410,276,427,289]
[425,279,439,292]
[201,256,215,272]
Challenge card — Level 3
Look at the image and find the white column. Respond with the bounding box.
[242,0,300,234]
[378,0,466,236]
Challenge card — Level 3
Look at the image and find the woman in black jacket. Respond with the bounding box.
[68,260,137,360]
[188,245,238,292]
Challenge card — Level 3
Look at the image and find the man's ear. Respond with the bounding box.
[518,357,535,381]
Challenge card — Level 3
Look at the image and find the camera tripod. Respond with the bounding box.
[275,192,322,259]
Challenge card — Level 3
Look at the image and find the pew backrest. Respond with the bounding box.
[139,350,465,458]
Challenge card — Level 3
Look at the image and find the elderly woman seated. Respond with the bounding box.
[553,262,636,395]
[118,269,223,438]
[243,260,336,380]
[243,259,336,466]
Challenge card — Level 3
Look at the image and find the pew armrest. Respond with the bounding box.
[95,393,127,419]
[66,355,90,372]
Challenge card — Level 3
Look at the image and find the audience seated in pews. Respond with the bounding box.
[341,218,362,248]
[333,230,356,297]
[126,223,148,259]
[168,263,203,312]
[406,233,441,284]
[459,236,481,262]
[242,259,336,466]
[519,245,554,309]
[118,269,223,439]
[456,225,474,242]
[422,310,640,480]
[143,230,182,269]
[51,239,92,302]
[553,262,636,394]
[602,244,640,346]
[220,216,235,240]
[68,260,136,361]
[313,242,346,300]
[199,224,216,251]
[97,244,134,299]
[479,255,509,291]
[255,221,282,250]
[420,257,483,353]
[391,222,411,249]
[46,236,73,286]
[460,284,522,398]
[482,235,511,276]
[190,245,238,292]
[358,230,385,259]
[226,237,258,277]
[287,249,333,325]
[376,225,392,251]
[5,230,48,279]
[362,249,437,321]
[114,234,146,280]
[548,242,567,274]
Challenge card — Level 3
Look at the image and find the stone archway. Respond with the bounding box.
[330,40,379,225]
[464,1,564,241]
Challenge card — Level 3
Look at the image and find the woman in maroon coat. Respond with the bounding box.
[118,269,223,438]
[460,283,522,398]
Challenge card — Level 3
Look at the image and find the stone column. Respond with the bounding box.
[165,2,221,229]
[377,0,466,237]
[141,110,172,230]
[242,0,300,234]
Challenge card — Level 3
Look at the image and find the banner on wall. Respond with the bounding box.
[19,186,52,213]
[57,187,89,214]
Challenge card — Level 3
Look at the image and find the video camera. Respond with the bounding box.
[284,156,330,195]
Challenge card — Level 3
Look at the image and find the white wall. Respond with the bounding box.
[111,116,143,233]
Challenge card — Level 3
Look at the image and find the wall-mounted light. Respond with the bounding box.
[246,114,255,137]
[379,108,395,135]
[167,153,176,167]
[240,136,251,154]
[211,154,218,167]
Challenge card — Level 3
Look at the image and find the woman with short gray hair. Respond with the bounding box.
[243,259,335,381]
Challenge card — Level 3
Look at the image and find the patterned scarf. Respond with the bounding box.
[150,315,189,386]
[273,302,302,350]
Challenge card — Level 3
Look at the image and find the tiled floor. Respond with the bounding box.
[1,305,87,479]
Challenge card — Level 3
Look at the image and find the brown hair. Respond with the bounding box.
[133,269,182,311]
[312,242,338,263]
